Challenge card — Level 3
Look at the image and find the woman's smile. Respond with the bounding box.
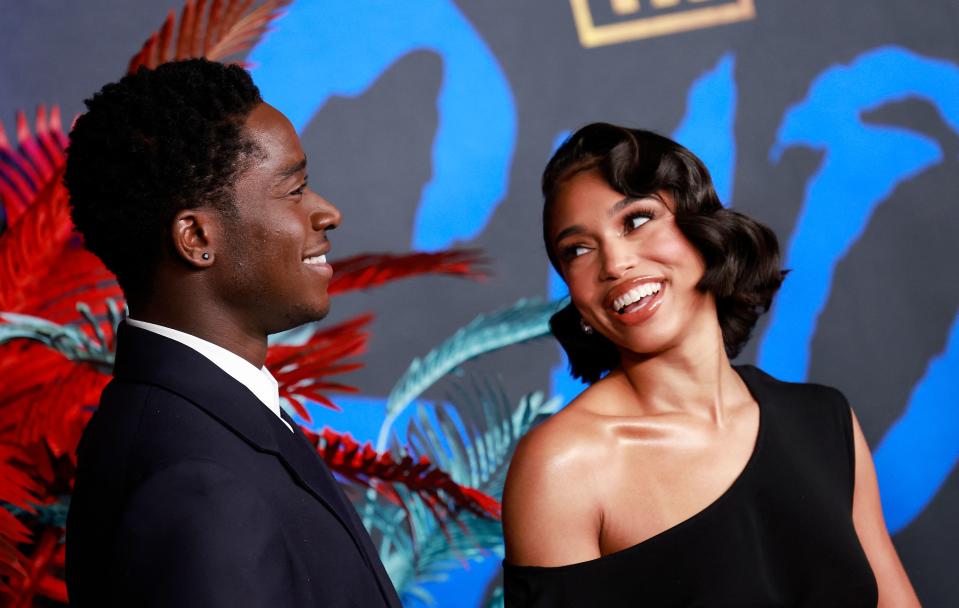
[606,279,666,326]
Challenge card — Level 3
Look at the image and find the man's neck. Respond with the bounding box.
[128,305,268,368]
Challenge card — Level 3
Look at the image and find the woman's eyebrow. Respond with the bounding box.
[553,225,584,246]
[608,195,664,217]
[607,196,638,217]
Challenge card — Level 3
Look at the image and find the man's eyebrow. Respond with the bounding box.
[277,157,307,180]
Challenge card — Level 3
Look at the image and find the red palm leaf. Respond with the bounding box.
[0,170,72,313]
[0,106,68,229]
[328,249,488,296]
[0,344,105,460]
[267,314,372,420]
[16,246,121,325]
[0,106,120,329]
[0,446,43,589]
[306,427,501,522]
[127,0,291,74]
[3,528,65,607]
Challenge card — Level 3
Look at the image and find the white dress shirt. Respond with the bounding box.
[125,318,293,433]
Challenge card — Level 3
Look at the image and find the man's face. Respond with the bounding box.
[214,102,341,335]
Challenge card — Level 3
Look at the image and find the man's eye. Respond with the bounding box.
[290,184,307,196]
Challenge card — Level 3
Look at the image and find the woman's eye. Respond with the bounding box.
[626,213,653,231]
[562,244,590,260]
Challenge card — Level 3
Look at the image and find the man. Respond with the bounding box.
[64,59,401,607]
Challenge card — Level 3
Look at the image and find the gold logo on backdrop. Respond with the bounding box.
[570,0,755,47]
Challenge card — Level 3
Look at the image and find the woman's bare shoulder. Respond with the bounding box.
[502,381,619,566]
[510,382,615,475]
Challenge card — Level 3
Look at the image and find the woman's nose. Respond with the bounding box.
[599,240,636,281]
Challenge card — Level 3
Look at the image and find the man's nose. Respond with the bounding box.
[309,190,341,231]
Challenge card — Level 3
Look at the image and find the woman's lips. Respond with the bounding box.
[604,276,664,310]
[610,282,665,326]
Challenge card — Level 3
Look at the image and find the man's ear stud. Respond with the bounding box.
[202,252,210,260]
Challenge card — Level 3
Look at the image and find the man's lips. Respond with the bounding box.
[302,246,333,277]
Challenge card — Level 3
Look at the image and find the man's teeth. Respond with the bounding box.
[614,282,662,313]
[303,254,327,265]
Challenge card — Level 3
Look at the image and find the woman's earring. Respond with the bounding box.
[580,318,594,335]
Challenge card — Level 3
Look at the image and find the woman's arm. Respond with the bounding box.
[850,409,921,607]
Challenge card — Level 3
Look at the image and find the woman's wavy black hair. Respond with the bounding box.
[65,59,262,302]
[543,123,786,383]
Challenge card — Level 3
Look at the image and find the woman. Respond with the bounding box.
[501,123,918,606]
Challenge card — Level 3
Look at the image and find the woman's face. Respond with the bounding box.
[548,169,715,357]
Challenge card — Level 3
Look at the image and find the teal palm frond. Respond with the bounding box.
[0,300,122,371]
[380,484,504,603]
[483,576,506,608]
[3,498,69,528]
[400,379,560,495]
[372,380,560,602]
[376,296,565,451]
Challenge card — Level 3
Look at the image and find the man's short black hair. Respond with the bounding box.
[65,59,263,301]
[543,123,786,383]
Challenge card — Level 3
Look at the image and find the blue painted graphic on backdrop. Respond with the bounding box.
[254,4,958,555]
[248,0,517,251]
[758,47,959,380]
[672,52,737,205]
[757,46,959,531]
[877,315,959,532]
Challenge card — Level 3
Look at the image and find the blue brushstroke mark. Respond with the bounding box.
[548,265,589,406]
[755,46,959,531]
[248,0,516,251]
[545,129,590,406]
[551,130,572,155]
[876,313,959,533]
[672,53,737,205]
[758,47,959,381]
[290,394,391,444]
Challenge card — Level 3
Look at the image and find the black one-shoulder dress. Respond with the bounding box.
[502,365,878,607]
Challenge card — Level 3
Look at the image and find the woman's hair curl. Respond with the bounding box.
[543,123,786,383]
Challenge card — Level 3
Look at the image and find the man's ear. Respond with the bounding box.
[171,208,220,268]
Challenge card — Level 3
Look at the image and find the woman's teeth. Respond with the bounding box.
[614,282,662,313]
[303,255,327,265]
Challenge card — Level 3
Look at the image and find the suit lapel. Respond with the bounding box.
[277,411,402,607]
[271,410,359,537]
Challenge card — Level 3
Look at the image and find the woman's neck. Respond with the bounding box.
[615,318,747,427]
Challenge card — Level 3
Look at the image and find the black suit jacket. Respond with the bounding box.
[66,322,402,607]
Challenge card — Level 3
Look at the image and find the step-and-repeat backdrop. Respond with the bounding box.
[3,1,957,605]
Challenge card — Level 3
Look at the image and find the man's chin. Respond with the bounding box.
[269,302,331,335]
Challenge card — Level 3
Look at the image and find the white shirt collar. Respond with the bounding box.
[125,318,293,432]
